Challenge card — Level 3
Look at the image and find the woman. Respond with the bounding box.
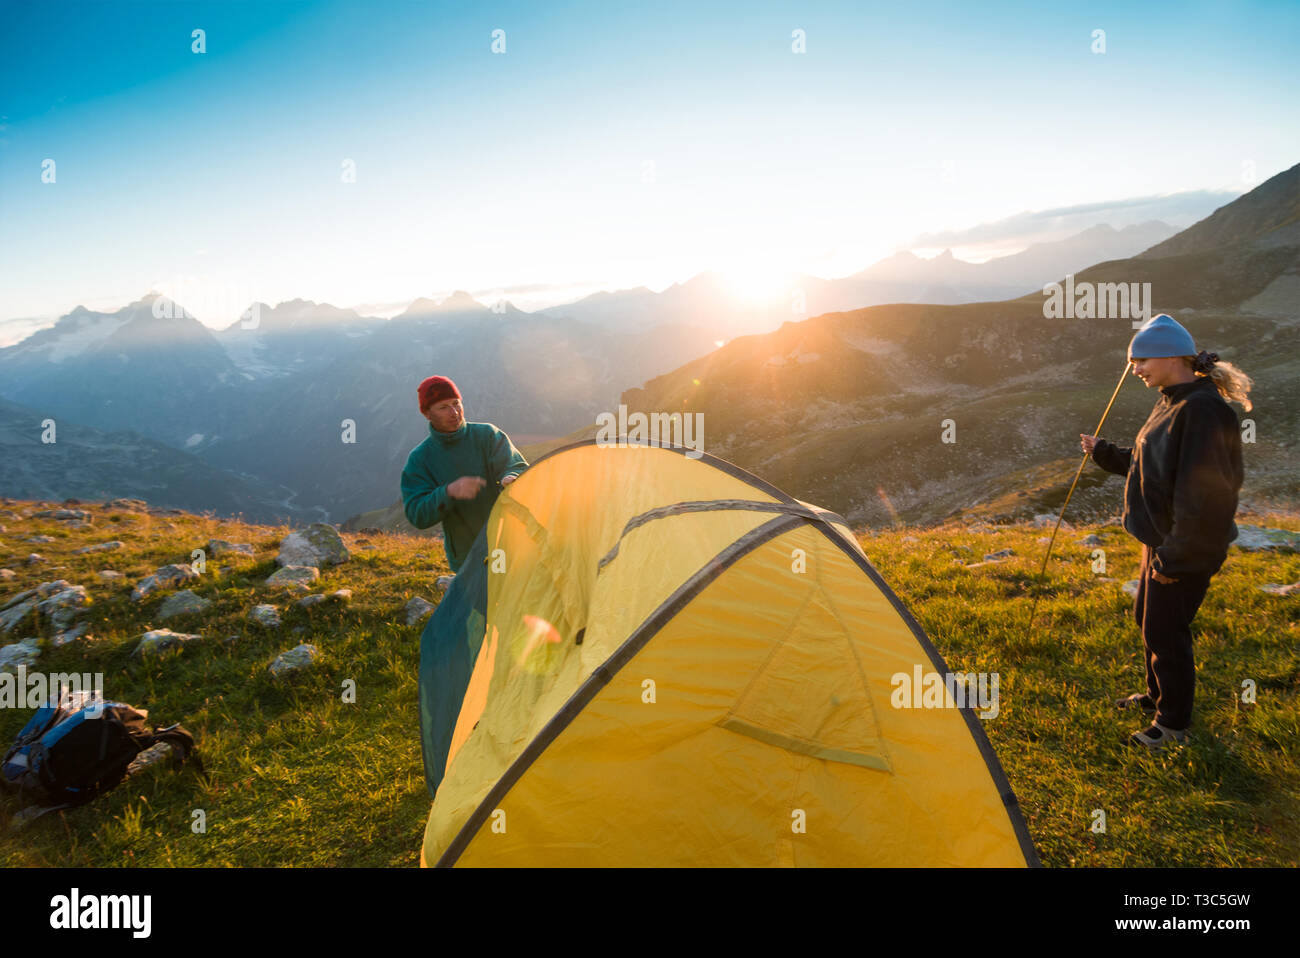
[1080,313,1250,750]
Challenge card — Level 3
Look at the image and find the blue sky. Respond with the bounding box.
[1,0,1297,327]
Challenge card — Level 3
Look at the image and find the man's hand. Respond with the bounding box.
[447,476,486,500]
[1080,434,1099,454]
[501,474,517,487]
[1150,568,1179,584]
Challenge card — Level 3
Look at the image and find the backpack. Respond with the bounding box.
[2,690,202,810]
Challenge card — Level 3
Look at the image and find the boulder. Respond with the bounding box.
[1259,581,1300,597]
[983,548,1014,561]
[98,570,124,580]
[133,628,203,658]
[1033,514,1070,530]
[207,539,255,559]
[276,523,350,569]
[74,540,124,554]
[0,638,41,672]
[51,622,93,649]
[1233,525,1300,553]
[1078,534,1104,547]
[404,596,436,625]
[24,554,45,565]
[249,604,281,628]
[268,643,321,679]
[157,589,212,621]
[1122,580,1140,598]
[36,585,90,630]
[32,508,90,520]
[131,563,199,601]
[329,589,352,602]
[435,576,455,592]
[0,598,36,635]
[0,570,14,580]
[265,565,319,590]
[26,535,56,544]
[297,594,327,609]
[105,498,148,511]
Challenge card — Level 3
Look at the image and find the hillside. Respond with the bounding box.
[2,497,1297,866]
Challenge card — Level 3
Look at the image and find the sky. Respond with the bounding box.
[1,0,1297,330]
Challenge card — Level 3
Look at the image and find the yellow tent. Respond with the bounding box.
[418,440,1037,866]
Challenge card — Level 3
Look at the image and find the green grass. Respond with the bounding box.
[862,514,1300,867]
[1,502,1297,866]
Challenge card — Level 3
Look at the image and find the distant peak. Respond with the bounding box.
[437,290,481,310]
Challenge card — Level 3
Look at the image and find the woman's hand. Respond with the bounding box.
[1080,434,1099,454]
[1150,568,1179,584]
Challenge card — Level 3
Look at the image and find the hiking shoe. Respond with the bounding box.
[1115,692,1157,713]
[1129,722,1187,751]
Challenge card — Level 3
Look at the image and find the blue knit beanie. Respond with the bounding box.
[1128,313,1196,361]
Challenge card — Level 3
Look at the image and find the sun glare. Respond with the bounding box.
[722,267,792,305]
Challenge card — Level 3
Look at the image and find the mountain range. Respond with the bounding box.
[1,180,1291,528]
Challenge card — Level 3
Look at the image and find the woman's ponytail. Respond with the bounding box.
[1184,353,1253,412]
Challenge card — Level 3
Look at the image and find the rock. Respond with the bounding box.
[0,570,14,580]
[1122,580,1140,598]
[65,519,94,531]
[249,604,281,628]
[265,565,319,590]
[32,508,90,520]
[0,598,36,634]
[902,536,918,543]
[0,637,41,672]
[1233,525,1300,553]
[329,589,352,602]
[36,585,90,630]
[359,544,377,551]
[105,498,148,511]
[125,741,175,776]
[36,579,73,598]
[131,563,199,601]
[2,588,38,610]
[276,523,350,569]
[297,594,327,609]
[404,596,436,625]
[1259,581,1300,596]
[207,539,255,559]
[268,643,321,679]
[98,569,124,580]
[25,554,45,565]
[435,575,455,592]
[1032,514,1070,530]
[133,628,203,658]
[983,548,1014,561]
[157,589,211,621]
[50,621,93,649]
[74,540,125,554]
[1078,534,1104,547]
[25,535,56,544]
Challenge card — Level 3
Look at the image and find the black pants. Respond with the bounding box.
[1132,545,1213,731]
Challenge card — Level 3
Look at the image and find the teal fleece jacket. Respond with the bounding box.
[400,421,528,573]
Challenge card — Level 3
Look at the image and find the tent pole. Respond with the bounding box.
[1026,360,1131,631]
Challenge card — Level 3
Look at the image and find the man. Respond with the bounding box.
[401,375,528,574]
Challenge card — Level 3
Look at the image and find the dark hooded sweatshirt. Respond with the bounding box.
[1091,376,1243,578]
[400,421,528,573]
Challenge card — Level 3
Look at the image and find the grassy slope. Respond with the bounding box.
[1,500,1296,866]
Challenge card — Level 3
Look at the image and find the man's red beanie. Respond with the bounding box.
[418,375,461,414]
